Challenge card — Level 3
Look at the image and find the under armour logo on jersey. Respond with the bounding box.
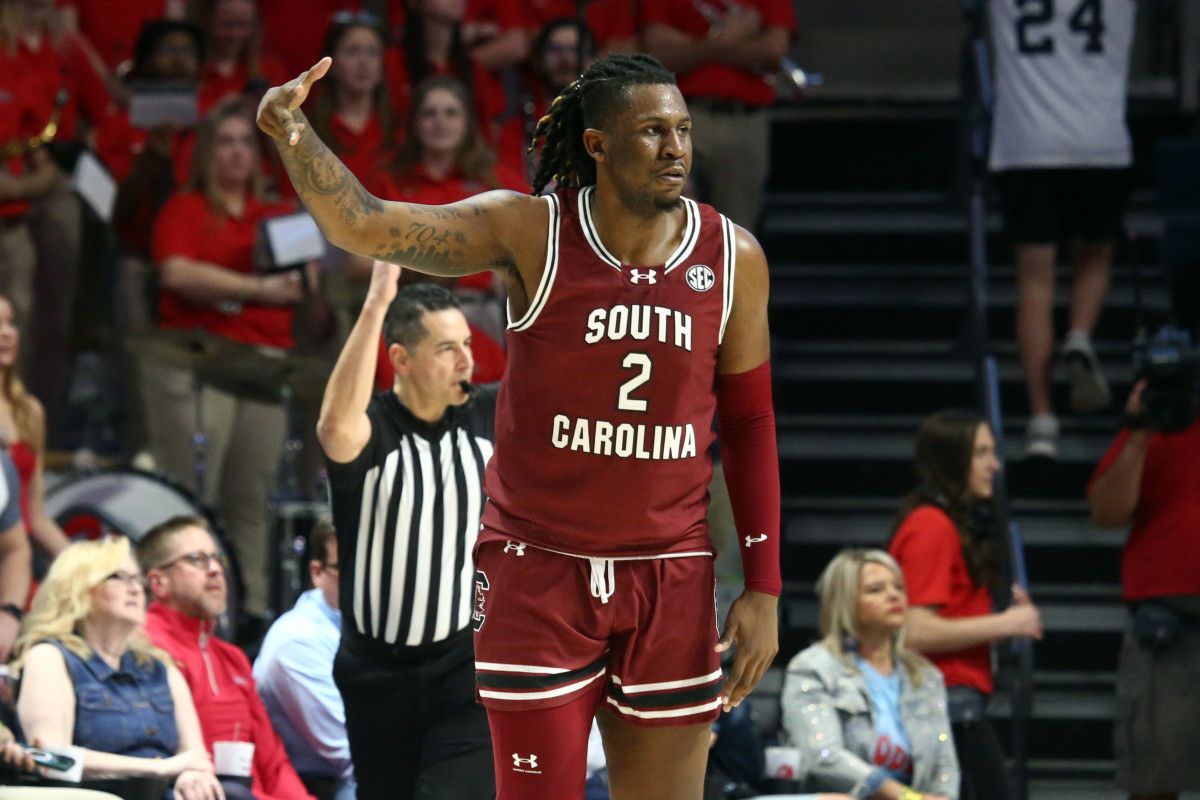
[503,541,526,556]
[629,269,657,285]
[686,264,715,292]
[744,534,768,547]
[512,754,542,774]
[472,570,490,631]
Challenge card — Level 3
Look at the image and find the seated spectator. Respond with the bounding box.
[385,0,506,138]
[137,514,313,800]
[783,549,958,800]
[306,11,400,343]
[1087,380,1200,798]
[521,0,635,56]
[390,75,527,344]
[495,17,595,177]
[889,411,1042,800]
[11,0,110,443]
[11,536,221,796]
[145,99,314,624]
[253,517,354,800]
[196,0,287,115]
[0,292,70,557]
[58,0,186,75]
[0,446,31,663]
[94,18,204,457]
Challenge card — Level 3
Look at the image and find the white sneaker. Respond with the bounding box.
[1063,332,1111,413]
[1023,414,1059,460]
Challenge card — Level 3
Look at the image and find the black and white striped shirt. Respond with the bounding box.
[327,387,496,646]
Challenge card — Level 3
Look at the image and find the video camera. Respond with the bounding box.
[1131,325,1200,432]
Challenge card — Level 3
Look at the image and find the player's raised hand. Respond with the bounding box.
[716,589,779,712]
[256,57,332,145]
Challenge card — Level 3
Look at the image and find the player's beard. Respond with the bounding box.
[613,177,684,217]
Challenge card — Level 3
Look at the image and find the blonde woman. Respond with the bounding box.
[11,537,223,800]
[782,549,959,800]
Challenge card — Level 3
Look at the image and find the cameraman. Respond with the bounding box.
[1087,379,1200,799]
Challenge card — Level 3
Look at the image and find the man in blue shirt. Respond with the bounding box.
[253,517,354,800]
[0,448,31,663]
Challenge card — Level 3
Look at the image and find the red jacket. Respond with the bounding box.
[144,604,314,800]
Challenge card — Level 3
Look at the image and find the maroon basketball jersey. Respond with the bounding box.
[481,186,736,557]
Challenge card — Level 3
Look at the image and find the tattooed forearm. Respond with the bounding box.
[277,118,383,230]
[371,224,467,274]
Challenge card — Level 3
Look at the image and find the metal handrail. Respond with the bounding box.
[958,2,1033,798]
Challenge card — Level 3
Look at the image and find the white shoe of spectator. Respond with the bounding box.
[1063,330,1111,413]
[1023,413,1059,460]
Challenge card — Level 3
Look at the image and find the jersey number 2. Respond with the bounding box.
[617,353,652,412]
[1016,0,1105,55]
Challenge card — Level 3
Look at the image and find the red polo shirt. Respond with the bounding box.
[328,111,398,197]
[638,0,795,106]
[259,0,361,79]
[384,48,507,142]
[152,190,297,348]
[1089,423,1200,602]
[57,0,167,71]
[890,505,994,694]
[0,49,36,219]
[198,55,289,116]
[15,32,111,143]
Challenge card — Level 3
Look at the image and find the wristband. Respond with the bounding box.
[0,603,22,622]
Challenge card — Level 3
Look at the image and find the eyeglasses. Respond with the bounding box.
[105,571,149,591]
[156,550,229,572]
[330,9,381,27]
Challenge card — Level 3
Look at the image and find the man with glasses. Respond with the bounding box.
[138,515,314,800]
[254,517,355,800]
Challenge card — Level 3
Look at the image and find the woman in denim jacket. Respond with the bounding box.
[782,549,959,800]
[11,537,222,799]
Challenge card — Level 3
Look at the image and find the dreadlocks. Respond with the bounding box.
[528,54,676,196]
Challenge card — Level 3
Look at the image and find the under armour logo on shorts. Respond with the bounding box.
[503,541,527,556]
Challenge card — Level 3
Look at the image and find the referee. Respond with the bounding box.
[317,263,495,800]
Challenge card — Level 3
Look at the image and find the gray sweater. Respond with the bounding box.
[781,643,960,799]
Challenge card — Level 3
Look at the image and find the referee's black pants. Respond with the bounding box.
[334,627,495,800]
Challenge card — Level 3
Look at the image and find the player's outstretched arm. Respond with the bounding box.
[257,59,542,283]
[714,226,780,711]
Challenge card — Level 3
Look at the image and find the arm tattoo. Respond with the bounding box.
[371,224,467,272]
[281,123,383,226]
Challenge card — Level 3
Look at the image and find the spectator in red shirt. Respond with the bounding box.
[139,514,315,800]
[12,0,110,446]
[95,18,204,456]
[1088,381,1200,798]
[386,0,507,142]
[58,0,185,74]
[303,11,400,345]
[888,410,1043,800]
[495,16,594,177]
[195,0,287,115]
[0,16,60,370]
[146,99,315,630]
[640,0,794,230]
[391,75,526,344]
[520,0,635,55]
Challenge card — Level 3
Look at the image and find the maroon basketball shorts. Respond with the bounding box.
[472,535,724,726]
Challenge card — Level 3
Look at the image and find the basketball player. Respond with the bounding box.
[258,53,781,800]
